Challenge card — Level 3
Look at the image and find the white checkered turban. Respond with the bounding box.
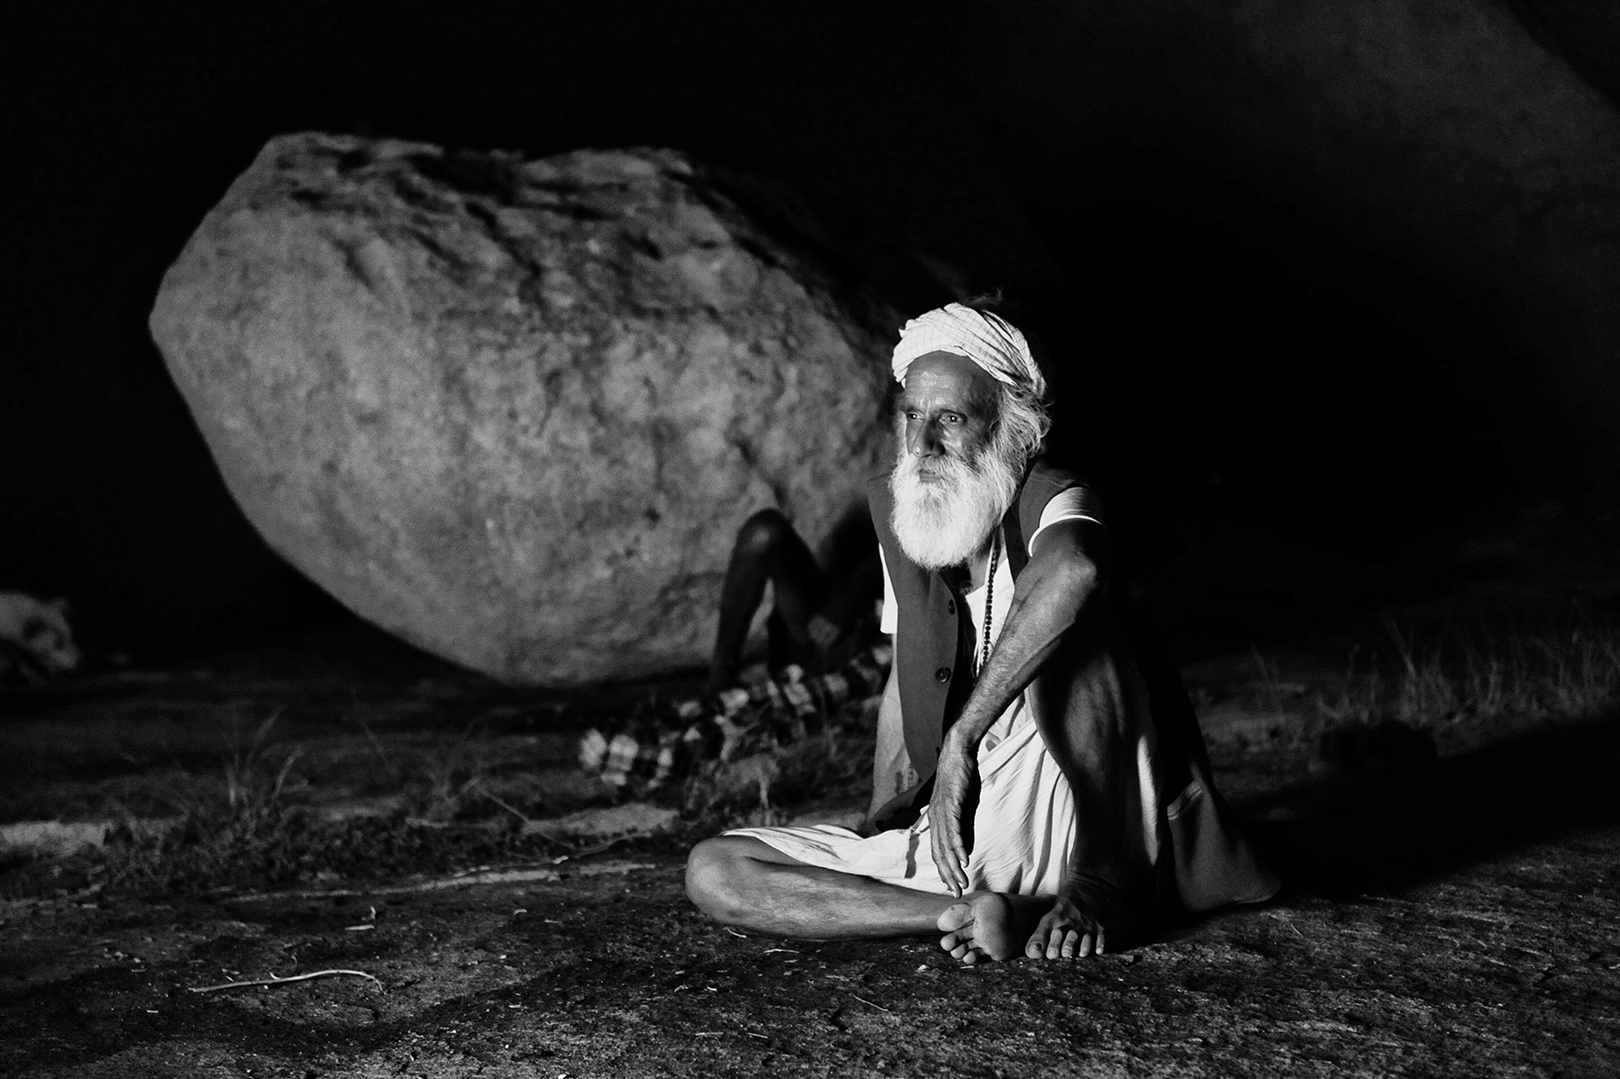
[889,303,1045,398]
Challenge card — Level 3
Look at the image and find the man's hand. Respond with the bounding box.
[1026,875,1132,959]
[928,729,979,896]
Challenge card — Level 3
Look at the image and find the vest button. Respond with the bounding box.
[945,599,955,615]
[935,666,951,683]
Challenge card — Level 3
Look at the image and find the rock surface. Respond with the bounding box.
[151,134,930,684]
[978,0,1620,500]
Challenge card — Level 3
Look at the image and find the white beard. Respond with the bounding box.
[889,445,1021,571]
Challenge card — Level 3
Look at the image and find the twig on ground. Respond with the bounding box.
[474,781,534,825]
[852,994,890,1012]
[356,716,403,787]
[575,834,635,857]
[188,968,382,993]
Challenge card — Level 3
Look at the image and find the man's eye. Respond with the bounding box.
[942,413,962,424]
[904,410,921,421]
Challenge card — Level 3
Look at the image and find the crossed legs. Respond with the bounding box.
[684,835,1058,963]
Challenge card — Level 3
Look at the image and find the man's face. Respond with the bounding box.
[896,351,998,476]
[888,352,1018,570]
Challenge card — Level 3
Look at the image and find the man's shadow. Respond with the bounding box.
[1240,711,1620,899]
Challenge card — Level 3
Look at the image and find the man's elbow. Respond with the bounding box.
[1069,555,1100,595]
[1046,554,1100,609]
[1030,556,1100,644]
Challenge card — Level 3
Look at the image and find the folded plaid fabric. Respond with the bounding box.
[579,641,893,789]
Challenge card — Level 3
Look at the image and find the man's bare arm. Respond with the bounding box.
[997,518,1138,959]
[928,517,1108,894]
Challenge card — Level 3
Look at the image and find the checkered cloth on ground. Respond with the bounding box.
[578,642,893,789]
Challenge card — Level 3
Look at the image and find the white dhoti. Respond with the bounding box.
[728,703,1101,897]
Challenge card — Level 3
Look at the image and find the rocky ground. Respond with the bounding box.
[3,574,1620,1078]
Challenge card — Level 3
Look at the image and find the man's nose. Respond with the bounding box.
[908,417,942,456]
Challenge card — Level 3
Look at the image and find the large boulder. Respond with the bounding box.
[150,133,934,685]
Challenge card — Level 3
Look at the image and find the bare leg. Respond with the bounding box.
[686,835,974,940]
[706,510,832,695]
[686,837,1064,964]
[1020,629,1149,956]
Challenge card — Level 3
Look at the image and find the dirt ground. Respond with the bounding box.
[4,579,1620,1078]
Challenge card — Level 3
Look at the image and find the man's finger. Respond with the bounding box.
[1094,928,1107,956]
[936,844,959,894]
[930,830,964,896]
[1079,932,1094,959]
[933,812,963,890]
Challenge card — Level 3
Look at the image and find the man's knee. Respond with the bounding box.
[733,509,794,561]
[1034,635,1136,737]
[684,837,756,925]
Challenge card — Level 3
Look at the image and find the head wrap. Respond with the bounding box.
[889,303,1045,398]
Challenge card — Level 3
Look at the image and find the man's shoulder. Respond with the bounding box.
[1020,459,1096,513]
[1015,459,1108,556]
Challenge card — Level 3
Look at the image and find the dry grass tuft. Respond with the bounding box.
[46,715,580,896]
[1318,620,1620,747]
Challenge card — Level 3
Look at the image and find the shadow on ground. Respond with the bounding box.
[1254,710,1620,898]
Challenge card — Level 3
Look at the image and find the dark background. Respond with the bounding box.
[5,1,1615,669]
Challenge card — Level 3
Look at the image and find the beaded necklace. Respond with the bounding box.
[977,529,1001,676]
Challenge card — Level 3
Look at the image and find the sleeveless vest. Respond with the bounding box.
[868,460,1081,779]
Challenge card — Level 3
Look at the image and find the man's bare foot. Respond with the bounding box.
[1022,882,1132,960]
[936,894,1053,965]
[1025,903,1107,960]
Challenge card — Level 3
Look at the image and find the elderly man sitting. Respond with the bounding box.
[685,302,1277,963]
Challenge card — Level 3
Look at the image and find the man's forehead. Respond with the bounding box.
[900,352,998,407]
